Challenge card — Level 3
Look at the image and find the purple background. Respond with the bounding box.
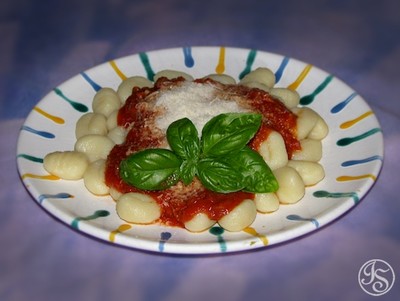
[1,0,399,300]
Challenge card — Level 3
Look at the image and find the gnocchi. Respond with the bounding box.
[270,87,300,108]
[107,126,128,145]
[241,81,270,92]
[257,130,288,170]
[92,88,122,117]
[116,193,161,224]
[218,199,257,232]
[294,107,320,140]
[308,116,329,140]
[75,112,108,139]
[254,193,280,213]
[83,159,109,195]
[43,67,328,233]
[153,69,194,82]
[117,76,153,103]
[240,67,276,88]
[287,160,325,186]
[291,139,322,162]
[273,166,305,204]
[43,151,89,180]
[203,74,236,85]
[74,134,115,162]
[184,213,216,232]
[106,110,119,130]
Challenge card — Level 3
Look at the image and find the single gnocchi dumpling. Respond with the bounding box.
[269,87,300,109]
[109,187,123,201]
[117,76,153,103]
[92,88,122,117]
[287,160,325,186]
[257,130,288,170]
[107,126,128,145]
[240,67,276,88]
[293,107,320,140]
[273,166,305,204]
[241,81,270,92]
[308,116,329,140]
[116,193,161,224]
[291,139,322,162]
[106,110,119,131]
[184,212,216,232]
[75,112,108,139]
[254,193,280,213]
[83,159,109,195]
[203,74,236,85]
[74,134,115,162]
[218,199,257,232]
[43,151,89,180]
[153,70,194,82]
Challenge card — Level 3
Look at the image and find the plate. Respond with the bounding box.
[16,47,384,254]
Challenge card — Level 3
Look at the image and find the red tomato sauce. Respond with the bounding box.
[105,77,300,228]
[147,188,253,227]
[249,124,273,150]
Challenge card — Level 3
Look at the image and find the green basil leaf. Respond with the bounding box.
[224,147,279,193]
[197,158,244,193]
[120,149,182,190]
[167,118,200,160]
[180,160,197,185]
[201,113,262,157]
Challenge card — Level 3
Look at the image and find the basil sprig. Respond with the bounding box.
[120,113,279,193]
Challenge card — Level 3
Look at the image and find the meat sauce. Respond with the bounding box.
[105,77,299,227]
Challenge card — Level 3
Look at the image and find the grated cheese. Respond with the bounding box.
[154,81,247,132]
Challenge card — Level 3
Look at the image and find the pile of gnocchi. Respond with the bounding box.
[43,67,328,232]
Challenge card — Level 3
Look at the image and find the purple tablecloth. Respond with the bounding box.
[1,0,399,300]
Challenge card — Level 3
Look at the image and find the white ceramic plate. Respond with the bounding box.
[17,47,384,254]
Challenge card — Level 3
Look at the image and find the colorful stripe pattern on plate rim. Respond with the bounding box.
[17,47,383,254]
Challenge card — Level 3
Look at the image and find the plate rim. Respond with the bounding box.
[16,46,384,254]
